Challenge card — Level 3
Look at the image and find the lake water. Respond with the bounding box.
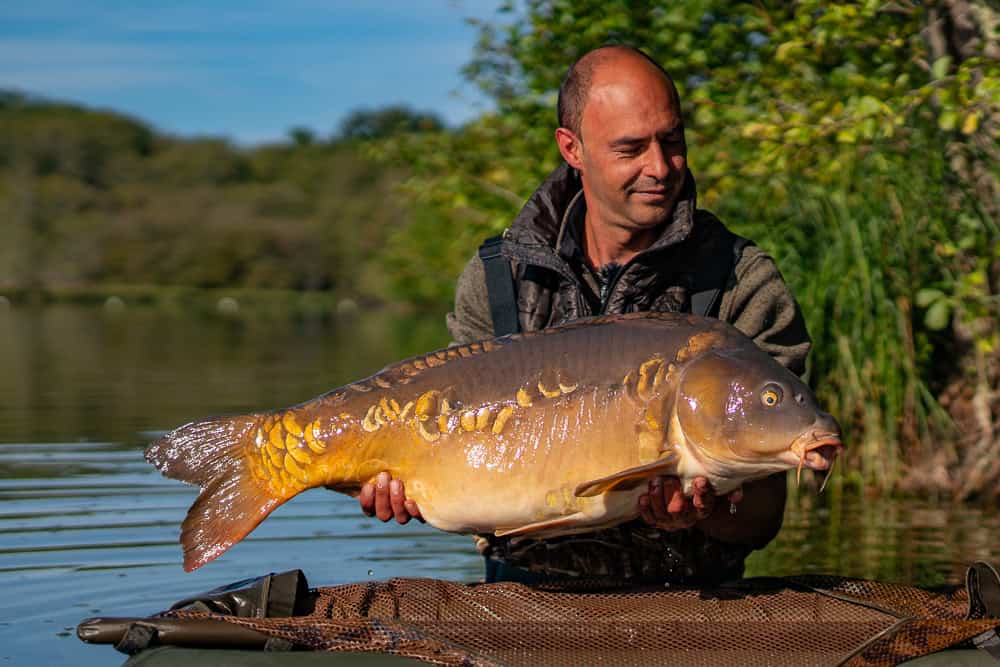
[1,303,998,666]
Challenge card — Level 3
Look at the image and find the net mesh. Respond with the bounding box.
[165,575,998,666]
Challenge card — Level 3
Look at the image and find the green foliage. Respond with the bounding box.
[368,110,560,303]
[760,161,957,489]
[373,1,999,493]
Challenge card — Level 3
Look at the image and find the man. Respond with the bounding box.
[359,45,810,584]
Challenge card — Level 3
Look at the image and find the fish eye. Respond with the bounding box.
[760,385,783,407]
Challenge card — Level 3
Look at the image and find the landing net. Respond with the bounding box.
[164,575,999,666]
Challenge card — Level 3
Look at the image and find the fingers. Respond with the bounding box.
[639,476,718,531]
[666,477,699,528]
[666,477,687,514]
[390,479,410,524]
[360,472,423,524]
[359,481,376,517]
[373,471,393,521]
[639,478,678,528]
[403,499,425,522]
[639,476,693,530]
[690,477,715,520]
[650,477,670,518]
[638,478,665,527]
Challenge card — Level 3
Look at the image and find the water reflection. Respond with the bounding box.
[748,486,1000,587]
[0,303,449,445]
[0,303,997,666]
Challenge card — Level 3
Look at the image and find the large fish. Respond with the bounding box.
[147,312,842,572]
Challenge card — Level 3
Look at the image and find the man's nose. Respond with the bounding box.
[644,142,670,182]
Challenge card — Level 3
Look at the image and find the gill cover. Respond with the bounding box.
[675,349,821,460]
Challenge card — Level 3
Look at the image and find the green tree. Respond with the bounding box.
[338,105,444,141]
[288,126,317,147]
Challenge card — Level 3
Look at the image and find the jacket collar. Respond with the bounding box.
[507,162,699,261]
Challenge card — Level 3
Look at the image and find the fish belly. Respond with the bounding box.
[384,385,652,535]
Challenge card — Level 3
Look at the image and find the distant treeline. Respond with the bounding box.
[0,92,440,301]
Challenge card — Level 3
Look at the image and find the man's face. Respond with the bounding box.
[573,61,687,233]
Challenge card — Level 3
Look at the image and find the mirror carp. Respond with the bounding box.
[146,312,842,572]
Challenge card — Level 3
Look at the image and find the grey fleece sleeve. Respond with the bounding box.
[718,245,811,376]
[446,253,494,345]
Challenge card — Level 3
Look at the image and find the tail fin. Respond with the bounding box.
[146,414,286,572]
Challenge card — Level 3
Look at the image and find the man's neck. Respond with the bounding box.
[582,211,661,269]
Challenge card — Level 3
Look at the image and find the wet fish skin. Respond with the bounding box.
[146,312,842,572]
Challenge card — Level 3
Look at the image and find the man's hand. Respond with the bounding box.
[638,476,743,531]
[359,471,423,524]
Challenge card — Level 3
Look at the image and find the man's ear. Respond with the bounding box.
[555,127,584,170]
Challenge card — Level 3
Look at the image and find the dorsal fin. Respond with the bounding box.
[340,312,736,396]
[341,338,512,394]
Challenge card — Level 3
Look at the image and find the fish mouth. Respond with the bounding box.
[786,431,843,487]
[801,436,842,471]
[789,431,842,468]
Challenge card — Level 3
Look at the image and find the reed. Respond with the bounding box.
[729,159,959,491]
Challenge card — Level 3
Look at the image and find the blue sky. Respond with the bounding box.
[1,1,502,144]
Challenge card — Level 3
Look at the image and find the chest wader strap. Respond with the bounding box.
[689,231,752,318]
[478,234,518,573]
[479,234,520,337]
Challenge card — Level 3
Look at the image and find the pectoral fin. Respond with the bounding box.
[574,453,679,498]
[495,512,588,537]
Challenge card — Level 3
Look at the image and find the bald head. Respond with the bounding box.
[557,46,679,138]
